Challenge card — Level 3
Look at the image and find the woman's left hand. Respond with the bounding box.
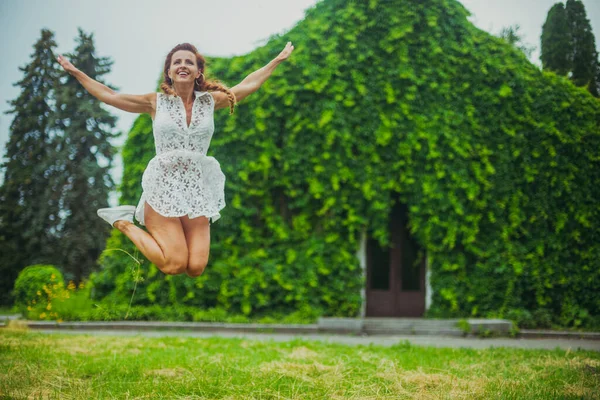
[275,41,294,62]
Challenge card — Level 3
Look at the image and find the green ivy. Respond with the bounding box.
[90,0,600,325]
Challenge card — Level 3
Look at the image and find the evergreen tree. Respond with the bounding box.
[541,0,599,96]
[0,29,62,306]
[565,0,599,89]
[540,3,571,75]
[591,60,600,97]
[52,28,119,284]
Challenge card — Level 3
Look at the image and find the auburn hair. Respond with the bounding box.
[160,43,236,115]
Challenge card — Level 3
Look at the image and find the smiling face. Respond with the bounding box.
[169,50,201,84]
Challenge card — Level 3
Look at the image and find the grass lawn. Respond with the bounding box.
[1,327,599,399]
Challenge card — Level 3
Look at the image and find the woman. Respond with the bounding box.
[56,41,294,278]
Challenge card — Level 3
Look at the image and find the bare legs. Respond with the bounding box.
[180,214,211,277]
[113,202,210,276]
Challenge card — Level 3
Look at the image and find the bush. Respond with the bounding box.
[531,309,553,329]
[192,307,228,322]
[28,299,319,324]
[559,303,591,329]
[13,264,64,315]
[49,280,95,321]
[12,265,98,321]
[587,315,600,330]
[505,308,533,329]
[505,308,559,329]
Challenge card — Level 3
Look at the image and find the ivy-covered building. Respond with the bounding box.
[94,0,600,326]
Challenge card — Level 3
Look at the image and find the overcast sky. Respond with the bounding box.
[1,0,599,204]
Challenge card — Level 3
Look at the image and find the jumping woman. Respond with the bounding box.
[56,41,294,278]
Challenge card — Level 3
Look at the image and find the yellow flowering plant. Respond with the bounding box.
[14,264,94,321]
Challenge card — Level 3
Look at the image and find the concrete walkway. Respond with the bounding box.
[33,328,600,351]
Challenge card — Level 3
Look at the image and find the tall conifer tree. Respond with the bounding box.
[541,3,571,75]
[541,0,599,96]
[565,0,598,88]
[591,61,600,97]
[52,28,119,284]
[0,29,62,305]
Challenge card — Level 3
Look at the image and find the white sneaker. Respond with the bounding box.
[97,205,136,227]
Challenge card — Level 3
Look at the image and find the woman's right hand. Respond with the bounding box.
[55,53,155,115]
[56,54,78,75]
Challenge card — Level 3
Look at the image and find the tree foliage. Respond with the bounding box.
[541,3,572,76]
[499,25,535,60]
[51,29,119,285]
[541,0,600,96]
[92,0,600,324]
[0,29,62,305]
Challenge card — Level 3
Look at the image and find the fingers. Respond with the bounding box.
[284,41,294,56]
[56,54,71,66]
[56,54,77,74]
[275,42,294,62]
[56,54,70,64]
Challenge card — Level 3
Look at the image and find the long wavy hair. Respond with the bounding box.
[160,43,237,115]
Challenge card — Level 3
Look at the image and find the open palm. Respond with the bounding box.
[56,54,78,75]
[276,42,295,62]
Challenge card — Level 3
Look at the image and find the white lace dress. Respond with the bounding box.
[134,91,226,225]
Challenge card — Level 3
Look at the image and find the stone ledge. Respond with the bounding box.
[318,318,513,336]
[467,319,513,334]
[0,314,21,321]
[317,318,364,334]
[23,320,320,334]
[9,318,598,340]
[520,329,600,340]
[364,328,464,337]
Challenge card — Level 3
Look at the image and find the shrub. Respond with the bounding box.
[13,264,64,315]
[192,307,228,322]
[49,280,95,321]
[505,308,533,329]
[531,309,553,329]
[559,302,591,329]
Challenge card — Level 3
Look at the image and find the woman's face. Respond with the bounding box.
[169,50,200,85]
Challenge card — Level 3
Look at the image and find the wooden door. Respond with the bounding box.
[366,201,425,317]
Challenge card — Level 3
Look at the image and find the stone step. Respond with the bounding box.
[364,328,464,337]
[364,318,460,330]
[5,317,513,337]
[318,318,513,336]
[0,314,22,321]
[20,320,320,334]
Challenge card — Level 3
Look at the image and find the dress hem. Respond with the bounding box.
[135,197,222,226]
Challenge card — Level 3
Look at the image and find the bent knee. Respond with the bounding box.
[162,261,188,275]
[186,260,207,278]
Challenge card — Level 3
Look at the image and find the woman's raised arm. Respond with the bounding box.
[213,42,294,110]
[56,54,155,115]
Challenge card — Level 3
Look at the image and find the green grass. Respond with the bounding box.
[1,327,599,399]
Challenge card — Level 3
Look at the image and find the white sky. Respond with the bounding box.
[1,0,599,204]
